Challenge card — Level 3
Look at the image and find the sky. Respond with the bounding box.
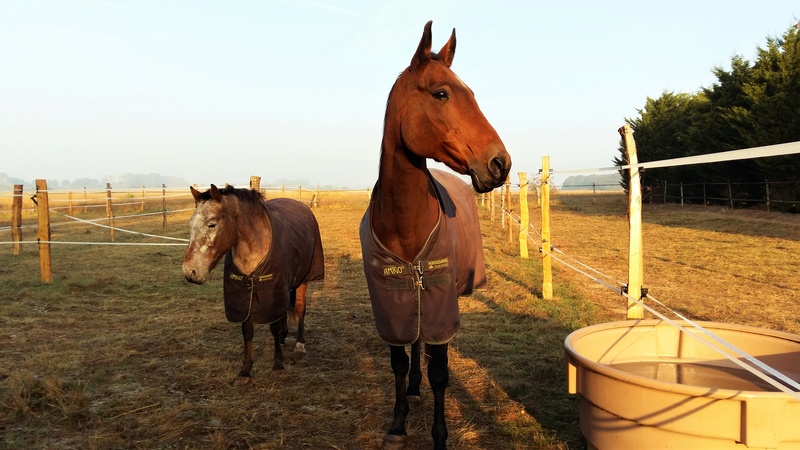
[1,1,798,189]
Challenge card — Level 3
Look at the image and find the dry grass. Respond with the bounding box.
[1,189,799,449]
[536,192,800,334]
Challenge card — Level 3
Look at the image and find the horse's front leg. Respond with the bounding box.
[407,340,422,401]
[293,283,308,359]
[233,319,255,385]
[385,344,410,449]
[427,343,449,450]
[270,318,286,374]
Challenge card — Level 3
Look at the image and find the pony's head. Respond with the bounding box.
[182,184,239,284]
[386,20,511,192]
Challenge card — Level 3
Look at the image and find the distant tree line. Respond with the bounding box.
[0,173,190,191]
[615,22,800,211]
[0,173,360,193]
[561,174,623,191]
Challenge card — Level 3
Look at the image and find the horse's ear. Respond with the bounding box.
[190,186,201,203]
[210,184,222,201]
[410,20,433,71]
[438,28,456,67]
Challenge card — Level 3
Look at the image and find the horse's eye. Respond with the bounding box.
[208,223,217,229]
[432,90,449,101]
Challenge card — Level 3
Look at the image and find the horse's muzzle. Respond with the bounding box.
[469,146,511,193]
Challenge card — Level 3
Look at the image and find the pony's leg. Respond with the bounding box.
[385,345,410,449]
[293,283,308,358]
[407,340,422,401]
[269,319,286,373]
[427,343,449,450]
[233,319,255,385]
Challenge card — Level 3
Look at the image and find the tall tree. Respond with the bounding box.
[749,26,800,181]
[618,22,800,207]
[615,92,704,190]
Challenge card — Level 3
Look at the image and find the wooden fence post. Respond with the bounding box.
[518,172,529,258]
[162,184,167,231]
[250,175,261,191]
[12,184,23,256]
[68,191,74,218]
[298,186,302,201]
[506,176,513,243]
[541,157,553,300]
[504,176,512,241]
[105,183,115,242]
[490,188,495,222]
[35,180,53,283]
[141,185,145,211]
[500,182,507,229]
[765,179,771,212]
[680,182,684,206]
[728,180,734,208]
[703,181,707,205]
[620,124,644,319]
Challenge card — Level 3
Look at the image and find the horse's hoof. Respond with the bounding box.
[294,342,306,361]
[271,369,285,380]
[407,395,421,406]
[383,433,408,449]
[231,375,251,386]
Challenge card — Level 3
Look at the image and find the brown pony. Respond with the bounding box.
[183,185,324,384]
[359,21,511,449]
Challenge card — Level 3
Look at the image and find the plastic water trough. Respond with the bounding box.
[565,320,800,449]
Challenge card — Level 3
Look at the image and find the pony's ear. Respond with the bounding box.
[190,186,201,204]
[210,184,222,201]
[437,28,456,67]
[410,20,433,71]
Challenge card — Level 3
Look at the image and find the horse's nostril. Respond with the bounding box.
[489,156,505,178]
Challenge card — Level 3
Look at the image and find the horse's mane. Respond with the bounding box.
[197,185,265,207]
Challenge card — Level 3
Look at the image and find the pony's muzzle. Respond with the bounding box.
[184,268,206,284]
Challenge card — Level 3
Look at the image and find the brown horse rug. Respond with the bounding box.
[223,198,324,324]
[360,169,487,345]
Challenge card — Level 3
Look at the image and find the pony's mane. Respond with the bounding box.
[197,185,265,206]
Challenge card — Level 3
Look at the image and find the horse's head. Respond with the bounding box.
[183,184,237,284]
[388,21,511,193]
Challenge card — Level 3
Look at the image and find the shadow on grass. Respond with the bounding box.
[456,290,585,449]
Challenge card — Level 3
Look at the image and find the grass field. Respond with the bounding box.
[1,189,799,449]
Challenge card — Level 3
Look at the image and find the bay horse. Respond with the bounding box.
[183,184,324,385]
[359,21,511,449]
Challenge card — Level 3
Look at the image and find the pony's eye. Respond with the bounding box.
[208,223,217,229]
[432,90,449,101]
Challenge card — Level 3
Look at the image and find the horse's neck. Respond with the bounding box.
[373,134,439,261]
[230,202,272,275]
